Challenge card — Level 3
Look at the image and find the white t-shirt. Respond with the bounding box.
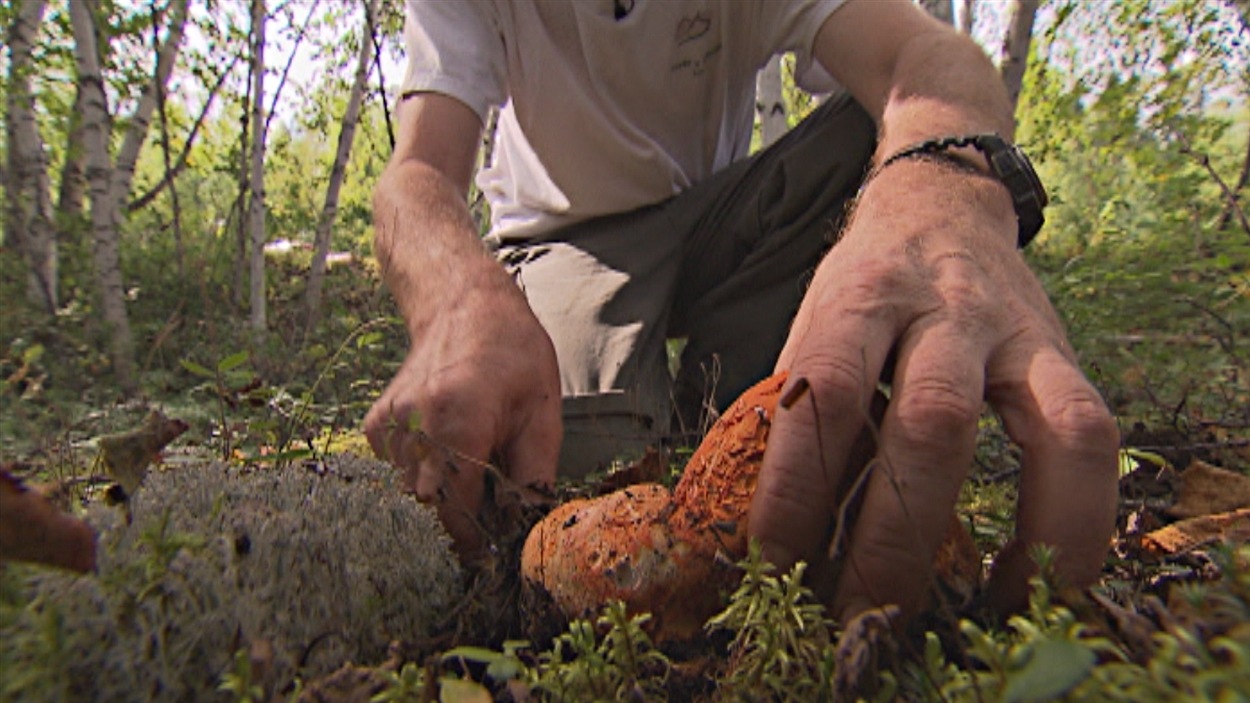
[401,0,847,240]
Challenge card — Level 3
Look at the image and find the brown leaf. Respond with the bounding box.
[0,468,96,573]
[98,409,189,494]
[1166,460,1250,519]
[835,605,901,700]
[1141,508,1250,555]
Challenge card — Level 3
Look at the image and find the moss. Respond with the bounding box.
[0,454,462,702]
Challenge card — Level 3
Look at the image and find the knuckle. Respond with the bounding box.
[812,356,868,399]
[420,374,477,426]
[838,264,906,317]
[1041,391,1119,449]
[792,354,873,417]
[937,279,989,315]
[894,379,982,443]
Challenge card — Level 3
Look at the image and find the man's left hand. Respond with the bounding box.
[748,158,1120,620]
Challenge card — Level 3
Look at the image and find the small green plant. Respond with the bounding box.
[371,661,429,703]
[444,639,531,685]
[218,648,265,703]
[902,544,1250,702]
[531,600,670,702]
[706,541,837,702]
[180,350,255,460]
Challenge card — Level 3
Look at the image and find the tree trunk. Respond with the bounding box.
[247,0,268,335]
[71,0,191,394]
[233,62,253,308]
[755,54,787,149]
[998,0,1039,119]
[916,0,955,26]
[5,0,59,314]
[304,0,377,327]
[1216,0,1249,233]
[57,86,88,248]
[956,0,975,33]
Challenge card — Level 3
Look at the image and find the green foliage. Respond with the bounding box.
[706,541,837,702]
[218,648,265,703]
[904,545,1250,702]
[531,601,670,702]
[372,662,429,703]
[1013,0,1250,439]
[366,603,669,703]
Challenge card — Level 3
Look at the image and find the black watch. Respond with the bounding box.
[881,134,1049,248]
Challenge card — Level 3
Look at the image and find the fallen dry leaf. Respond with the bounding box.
[1166,460,1250,519]
[0,468,96,573]
[98,409,189,494]
[1141,508,1250,555]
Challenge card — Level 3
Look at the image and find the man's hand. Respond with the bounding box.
[749,159,1120,620]
[364,273,561,558]
[366,93,562,557]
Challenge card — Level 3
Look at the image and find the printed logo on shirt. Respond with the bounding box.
[671,11,721,76]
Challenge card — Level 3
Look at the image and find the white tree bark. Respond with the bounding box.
[71,0,190,393]
[998,0,1039,118]
[305,0,378,325]
[755,54,788,150]
[956,0,975,33]
[57,87,88,245]
[248,0,268,334]
[5,0,58,313]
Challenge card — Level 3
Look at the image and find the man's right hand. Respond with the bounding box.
[364,273,561,557]
[365,93,562,557]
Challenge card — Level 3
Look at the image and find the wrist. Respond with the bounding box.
[852,157,1019,249]
[869,134,1048,247]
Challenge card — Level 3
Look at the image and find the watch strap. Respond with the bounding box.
[877,134,1048,248]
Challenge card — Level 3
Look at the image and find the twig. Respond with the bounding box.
[1174,129,1250,238]
[1180,296,1238,358]
[127,54,239,212]
[365,0,395,151]
[151,1,185,275]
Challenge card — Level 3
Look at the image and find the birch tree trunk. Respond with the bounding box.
[233,67,253,308]
[247,0,268,334]
[57,87,88,246]
[956,0,975,33]
[5,0,59,314]
[304,0,378,327]
[71,0,190,393]
[998,0,1039,118]
[755,54,787,150]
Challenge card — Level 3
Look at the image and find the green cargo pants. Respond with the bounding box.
[492,92,876,476]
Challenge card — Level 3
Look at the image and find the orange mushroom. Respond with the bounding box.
[521,373,979,641]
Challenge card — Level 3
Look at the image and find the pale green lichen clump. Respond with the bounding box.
[0,455,463,702]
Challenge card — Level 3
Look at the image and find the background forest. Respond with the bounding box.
[2,0,1248,461]
[1,0,1250,700]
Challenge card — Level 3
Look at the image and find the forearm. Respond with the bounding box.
[874,30,1015,159]
[857,23,1019,248]
[372,159,513,336]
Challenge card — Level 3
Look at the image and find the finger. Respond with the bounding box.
[988,344,1119,612]
[363,396,425,466]
[750,313,896,573]
[363,400,391,461]
[833,320,986,620]
[503,395,562,495]
[412,421,492,557]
